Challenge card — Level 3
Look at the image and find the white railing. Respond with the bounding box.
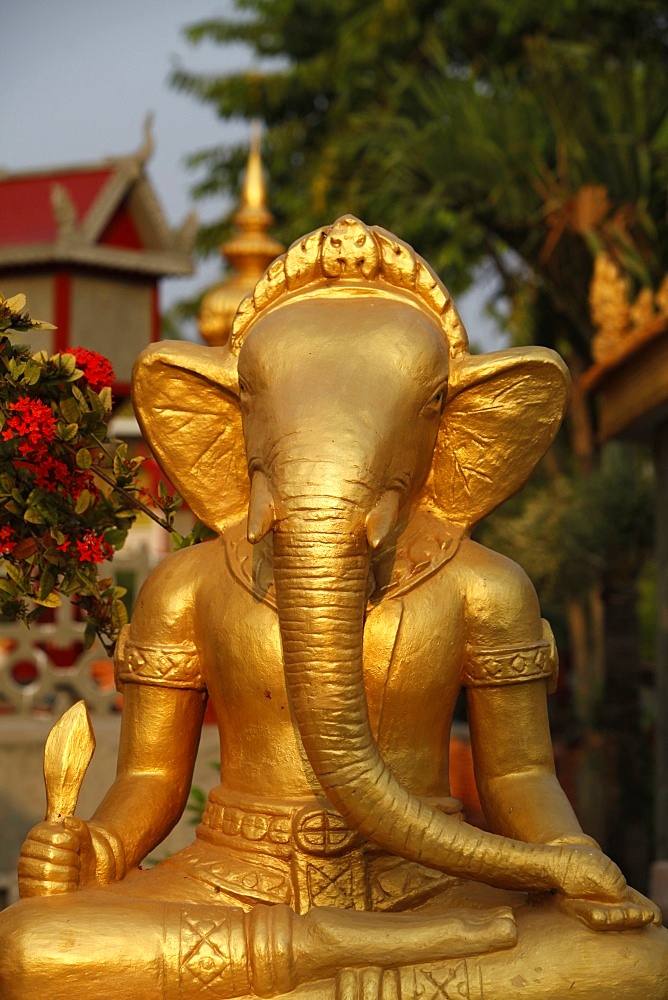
[0,545,151,717]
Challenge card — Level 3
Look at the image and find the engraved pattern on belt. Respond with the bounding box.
[199,800,293,852]
[292,805,364,857]
[198,793,463,914]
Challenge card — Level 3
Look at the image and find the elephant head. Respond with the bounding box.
[132,217,570,886]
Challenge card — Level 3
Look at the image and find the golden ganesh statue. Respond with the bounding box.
[2,217,667,999]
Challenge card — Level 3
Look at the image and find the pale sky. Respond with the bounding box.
[2,0,249,318]
[2,0,505,349]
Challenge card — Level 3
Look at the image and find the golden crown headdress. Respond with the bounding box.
[229,215,469,359]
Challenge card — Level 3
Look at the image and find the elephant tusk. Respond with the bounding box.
[247,471,276,543]
[365,490,401,549]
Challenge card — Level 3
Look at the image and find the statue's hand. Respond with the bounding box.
[557,886,663,931]
[553,844,627,903]
[18,817,95,898]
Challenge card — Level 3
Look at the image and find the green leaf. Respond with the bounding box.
[74,489,92,514]
[24,507,45,524]
[0,578,17,596]
[23,360,42,385]
[53,353,77,377]
[38,569,57,601]
[32,590,62,608]
[87,389,105,418]
[7,359,26,378]
[26,488,44,508]
[76,448,92,470]
[111,598,128,628]
[57,421,79,442]
[83,621,98,650]
[60,397,81,423]
[3,561,25,584]
[72,383,88,409]
[98,386,113,413]
[90,421,108,441]
[104,528,128,549]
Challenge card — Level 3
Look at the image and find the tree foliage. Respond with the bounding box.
[171,0,668,613]
[172,0,668,313]
[172,2,668,875]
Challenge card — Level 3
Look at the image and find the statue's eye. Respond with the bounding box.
[238,377,249,395]
[422,385,446,416]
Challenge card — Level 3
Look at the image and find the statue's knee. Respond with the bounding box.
[0,898,49,995]
[0,895,90,999]
[633,924,668,994]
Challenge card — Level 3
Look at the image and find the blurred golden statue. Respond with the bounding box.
[1,217,666,999]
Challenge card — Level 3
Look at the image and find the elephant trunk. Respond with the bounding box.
[273,506,564,893]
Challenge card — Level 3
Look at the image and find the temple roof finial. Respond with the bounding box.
[198,123,284,347]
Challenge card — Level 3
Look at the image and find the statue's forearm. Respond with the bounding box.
[89,771,192,875]
[81,683,205,878]
[478,769,594,847]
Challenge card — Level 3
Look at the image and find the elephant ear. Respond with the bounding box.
[132,342,248,534]
[421,347,570,531]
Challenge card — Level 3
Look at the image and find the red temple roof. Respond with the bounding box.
[0,125,195,277]
[0,169,114,246]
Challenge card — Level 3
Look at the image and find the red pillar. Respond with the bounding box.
[52,271,71,354]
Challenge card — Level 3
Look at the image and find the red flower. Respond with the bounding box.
[35,456,71,493]
[2,397,56,453]
[68,347,115,393]
[75,531,112,564]
[70,469,99,502]
[0,526,16,555]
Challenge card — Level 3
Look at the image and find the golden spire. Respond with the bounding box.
[198,123,284,346]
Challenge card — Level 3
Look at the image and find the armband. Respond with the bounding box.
[463,619,558,692]
[114,625,206,692]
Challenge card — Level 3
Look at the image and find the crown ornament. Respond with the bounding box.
[229,216,469,359]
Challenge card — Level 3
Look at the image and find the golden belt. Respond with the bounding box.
[196,787,463,914]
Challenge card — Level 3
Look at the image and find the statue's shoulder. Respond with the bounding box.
[453,538,543,645]
[130,538,223,645]
[115,541,226,691]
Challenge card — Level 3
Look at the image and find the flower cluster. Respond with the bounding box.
[75,531,114,564]
[0,294,136,650]
[2,397,56,456]
[67,346,115,393]
[0,292,210,653]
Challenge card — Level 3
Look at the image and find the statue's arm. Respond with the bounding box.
[460,543,661,928]
[88,547,207,878]
[468,682,589,846]
[18,548,207,895]
[85,682,206,879]
[463,542,588,845]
